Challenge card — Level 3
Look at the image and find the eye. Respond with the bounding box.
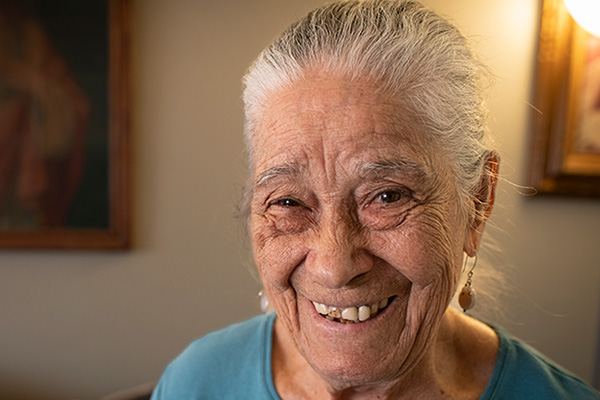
[269,197,303,208]
[360,187,417,230]
[375,190,404,204]
[372,189,410,205]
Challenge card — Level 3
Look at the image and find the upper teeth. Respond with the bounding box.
[312,297,390,324]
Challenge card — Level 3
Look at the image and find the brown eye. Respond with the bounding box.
[375,191,404,204]
[270,198,302,207]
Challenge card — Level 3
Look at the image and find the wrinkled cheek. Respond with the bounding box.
[403,253,462,335]
[253,241,297,290]
[379,217,461,326]
[259,262,302,336]
[409,271,454,319]
[401,281,451,368]
[410,254,460,315]
[252,226,305,332]
[407,213,461,287]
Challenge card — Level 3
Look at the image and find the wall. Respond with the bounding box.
[0,0,598,398]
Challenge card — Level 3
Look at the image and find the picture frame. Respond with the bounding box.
[0,0,131,249]
[529,0,600,196]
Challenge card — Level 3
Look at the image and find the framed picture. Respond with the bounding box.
[529,0,600,196]
[0,0,130,249]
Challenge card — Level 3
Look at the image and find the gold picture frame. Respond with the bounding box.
[0,0,131,249]
[529,0,600,196]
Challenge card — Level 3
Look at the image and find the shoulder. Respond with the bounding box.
[151,313,278,400]
[482,326,599,399]
[176,312,274,367]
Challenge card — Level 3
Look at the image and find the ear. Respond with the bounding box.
[464,154,499,256]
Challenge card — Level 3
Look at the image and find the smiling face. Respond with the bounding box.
[249,72,473,388]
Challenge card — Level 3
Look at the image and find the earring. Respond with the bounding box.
[458,253,477,312]
[258,290,270,313]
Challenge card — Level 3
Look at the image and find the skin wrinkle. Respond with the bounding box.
[255,159,427,238]
[255,163,304,187]
[243,73,440,221]
[384,179,463,395]
[251,72,497,399]
[243,0,495,226]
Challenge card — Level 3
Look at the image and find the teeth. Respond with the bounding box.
[312,297,392,324]
[358,305,370,321]
[341,306,358,321]
[327,306,342,319]
[314,302,327,314]
[370,302,379,316]
[379,297,388,309]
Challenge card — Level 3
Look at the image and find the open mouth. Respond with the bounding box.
[312,296,395,324]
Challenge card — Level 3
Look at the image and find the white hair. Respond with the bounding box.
[242,0,496,223]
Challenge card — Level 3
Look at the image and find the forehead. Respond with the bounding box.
[251,74,439,178]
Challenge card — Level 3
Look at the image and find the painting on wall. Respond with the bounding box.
[0,0,130,249]
[529,0,600,196]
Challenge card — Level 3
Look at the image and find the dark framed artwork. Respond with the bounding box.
[529,0,600,196]
[0,0,130,249]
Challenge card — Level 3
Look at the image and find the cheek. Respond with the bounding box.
[371,205,462,288]
[251,218,309,335]
[251,216,308,289]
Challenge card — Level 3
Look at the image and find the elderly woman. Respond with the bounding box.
[152,1,598,399]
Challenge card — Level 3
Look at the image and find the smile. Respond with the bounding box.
[311,296,394,324]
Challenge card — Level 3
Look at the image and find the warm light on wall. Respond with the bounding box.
[563,0,600,37]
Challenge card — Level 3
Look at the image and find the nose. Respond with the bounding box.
[305,210,373,289]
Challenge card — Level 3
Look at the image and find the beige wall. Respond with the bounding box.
[0,1,598,398]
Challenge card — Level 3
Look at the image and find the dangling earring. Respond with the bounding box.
[258,290,270,313]
[458,253,477,312]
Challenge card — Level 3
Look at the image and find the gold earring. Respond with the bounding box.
[458,254,477,312]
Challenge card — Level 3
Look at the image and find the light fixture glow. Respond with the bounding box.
[564,0,600,37]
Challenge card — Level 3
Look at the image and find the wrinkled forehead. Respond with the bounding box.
[249,73,442,177]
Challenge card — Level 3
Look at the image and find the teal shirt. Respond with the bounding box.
[151,313,599,399]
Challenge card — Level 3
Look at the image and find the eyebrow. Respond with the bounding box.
[254,162,303,188]
[253,158,428,190]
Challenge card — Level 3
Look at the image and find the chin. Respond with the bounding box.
[296,325,409,388]
[309,353,404,392]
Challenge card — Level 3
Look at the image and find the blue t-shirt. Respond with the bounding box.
[151,313,599,399]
